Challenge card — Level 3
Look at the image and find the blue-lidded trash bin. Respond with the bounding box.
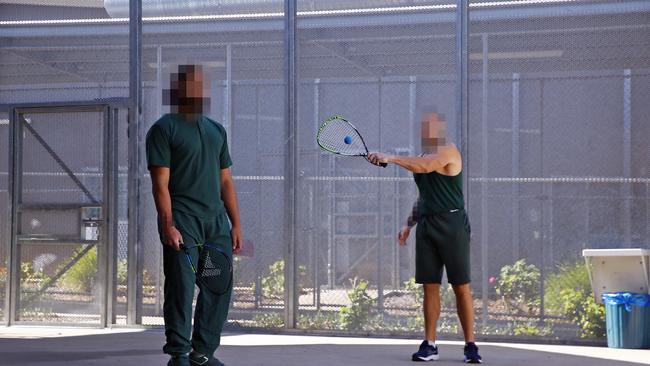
[602,292,650,349]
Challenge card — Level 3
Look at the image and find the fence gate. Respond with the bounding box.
[6,103,118,327]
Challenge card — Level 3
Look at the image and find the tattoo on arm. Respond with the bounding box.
[406,199,419,228]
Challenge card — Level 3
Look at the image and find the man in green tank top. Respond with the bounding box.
[369,112,482,364]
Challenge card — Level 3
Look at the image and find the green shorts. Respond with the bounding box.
[415,209,471,285]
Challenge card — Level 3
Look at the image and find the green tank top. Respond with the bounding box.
[414,170,465,214]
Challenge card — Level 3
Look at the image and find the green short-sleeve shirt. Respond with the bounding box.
[146,113,232,218]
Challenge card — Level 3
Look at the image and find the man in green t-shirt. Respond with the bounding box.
[369,111,481,364]
[146,65,242,366]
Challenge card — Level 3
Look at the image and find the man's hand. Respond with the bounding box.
[398,226,411,246]
[231,225,243,255]
[163,226,184,251]
[367,152,392,166]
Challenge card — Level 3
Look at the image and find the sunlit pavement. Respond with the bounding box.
[0,327,649,366]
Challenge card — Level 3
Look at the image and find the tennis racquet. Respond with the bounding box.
[317,115,387,167]
[180,243,232,296]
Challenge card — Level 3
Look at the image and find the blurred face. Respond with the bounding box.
[421,112,446,153]
[167,64,211,116]
[179,68,205,99]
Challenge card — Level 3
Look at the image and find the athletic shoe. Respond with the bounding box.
[167,354,191,366]
[412,340,439,361]
[463,342,482,364]
[189,350,225,366]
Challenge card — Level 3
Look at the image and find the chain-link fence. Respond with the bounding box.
[0,111,8,324]
[0,2,129,325]
[465,0,650,340]
[1,0,649,342]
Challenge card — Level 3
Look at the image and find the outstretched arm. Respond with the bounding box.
[368,149,453,174]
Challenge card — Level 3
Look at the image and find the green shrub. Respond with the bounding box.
[544,261,591,315]
[261,260,284,299]
[339,277,375,331]
[298,311,340,330]
[475,323,511,336]
[495,259,540,314]
[559,287,605,338]
[19,306,56,320]
[437,317,460,334]
[0,266,7,287]
[21,262,50,285]
[440,282,456,308]
[403,278,425,331]
[60,246,97,293]
[260,260,307,300]
[117,259,128,286]
[405,277,455,308]
[252,313,284,328]
[404,277,457,333]
[512,321,553,337]
[579,293,606,338]
[544,261,605,338]
[404,277,423,305]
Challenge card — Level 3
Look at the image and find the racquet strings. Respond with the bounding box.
[317,117,367,156]
[184,244,232,295]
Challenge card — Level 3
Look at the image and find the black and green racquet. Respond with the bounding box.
[317,115,387,167]
[181,243,232,296]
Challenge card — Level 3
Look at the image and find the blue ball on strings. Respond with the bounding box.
[344,135,353,144]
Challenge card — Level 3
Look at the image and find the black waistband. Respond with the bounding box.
[419,208,465,217]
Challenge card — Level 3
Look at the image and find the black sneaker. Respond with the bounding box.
[189,350,225,366]
[463,342,482,364]
[167,354,190,366]
[412,340,439,362]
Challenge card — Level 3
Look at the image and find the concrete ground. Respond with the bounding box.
[0,327,649,366]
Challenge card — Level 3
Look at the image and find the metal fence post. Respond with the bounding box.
[5,108,21,326]
[127,0,143,325]
[457,0,469,198]
[284,0,298,329]
[480,32,489,330]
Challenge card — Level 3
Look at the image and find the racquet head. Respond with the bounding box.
[181,243,232,296]
[317,115,368,156]
[317,115,386,167]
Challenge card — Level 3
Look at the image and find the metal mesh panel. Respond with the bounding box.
[0,2,128,103]
[296,3,458,333]
[229,81,286,327]
[0,0,647,343]
[0,113,8,323]
[139,15,286,326]
[17,243,101,325]
[467,0,650,339]
[0,3,127,326]
[0,1,108,22]
[16,110,105,325]
[115,108,129,325]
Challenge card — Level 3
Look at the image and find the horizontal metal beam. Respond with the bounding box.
[1,1,648,37]
[17,236,100,244]
[19,203,101,210]
[2,22,648,54]
[0,99,128,112]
